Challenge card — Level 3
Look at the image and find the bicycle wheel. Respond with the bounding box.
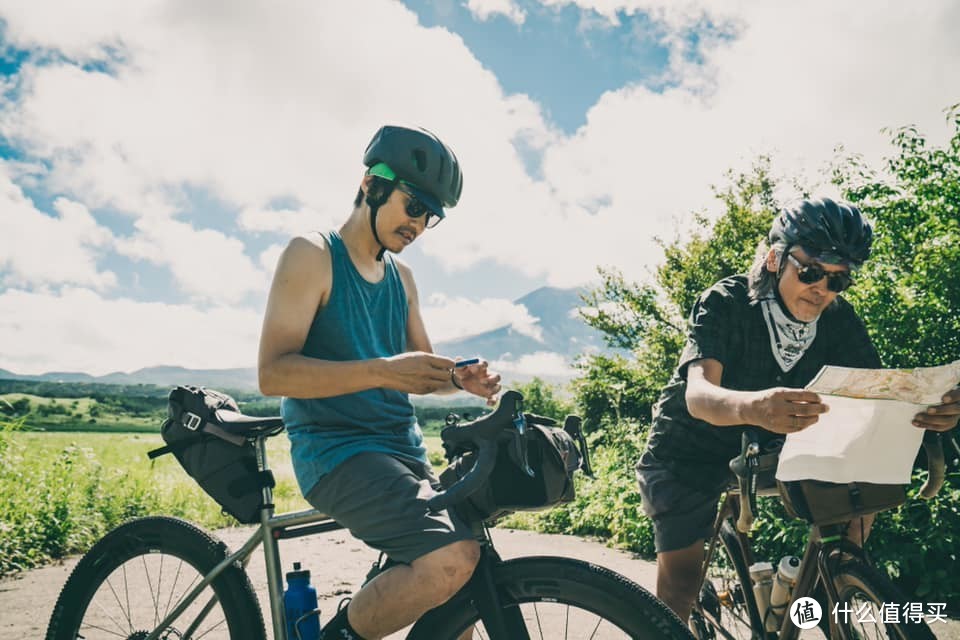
[406,556,693,639]
[830,559,936,640]
[45,516,266,640]
[690,520,756,640]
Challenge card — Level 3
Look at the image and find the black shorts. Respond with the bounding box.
[305,451,475,564]
[635,450,725,553]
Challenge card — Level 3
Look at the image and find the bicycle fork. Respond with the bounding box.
[466,546,531,640]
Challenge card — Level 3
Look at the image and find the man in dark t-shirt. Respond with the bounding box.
[637,198,960,623]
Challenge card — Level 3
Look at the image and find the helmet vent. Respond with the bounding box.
[412,149,427,172]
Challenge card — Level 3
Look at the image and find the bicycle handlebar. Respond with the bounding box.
[426,390,526,513]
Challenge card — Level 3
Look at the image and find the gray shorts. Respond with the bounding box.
[635,450,724,553]
[305,451,474,564]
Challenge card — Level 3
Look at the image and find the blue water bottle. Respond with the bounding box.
[284,562,320,640]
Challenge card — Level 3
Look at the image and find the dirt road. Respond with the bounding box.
[3,525,956,639]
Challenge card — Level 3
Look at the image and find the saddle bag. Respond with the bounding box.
[439,414,582,523]
[148,385,275,524]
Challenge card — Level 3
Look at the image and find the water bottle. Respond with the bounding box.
[766,555,801,632]
[284,562,320,640]
[748,561,774,630]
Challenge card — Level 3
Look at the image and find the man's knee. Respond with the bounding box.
[412,539,480,603]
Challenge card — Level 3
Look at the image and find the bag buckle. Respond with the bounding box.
[183,412,203,431]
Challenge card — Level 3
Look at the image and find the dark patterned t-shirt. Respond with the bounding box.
[645,275,881,489]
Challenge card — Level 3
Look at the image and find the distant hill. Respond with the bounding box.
[1,366,258,392]
[435,286,608,373]
[2,287,611,391]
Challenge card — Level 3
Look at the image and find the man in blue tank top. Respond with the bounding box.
[258,125,501,640]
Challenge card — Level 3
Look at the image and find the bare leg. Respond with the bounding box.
[656,540,706,623]
[346,539,481,640]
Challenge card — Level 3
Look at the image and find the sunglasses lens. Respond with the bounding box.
[797,265,825,284]
[827,273,852,293]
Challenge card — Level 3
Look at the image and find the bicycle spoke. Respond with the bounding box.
[465,601,637,639]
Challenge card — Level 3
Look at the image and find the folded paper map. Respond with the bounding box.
[776,360,960,484]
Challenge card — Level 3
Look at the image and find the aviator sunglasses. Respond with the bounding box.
[396,184,442,229]
[785,253,853,293]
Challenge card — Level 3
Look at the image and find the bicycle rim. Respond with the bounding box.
[45,517,266,640]
[831,560,936,640]
[408,556,693,640]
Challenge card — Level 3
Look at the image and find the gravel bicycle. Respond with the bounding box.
[45,390,693,640]
[689,431,946,640]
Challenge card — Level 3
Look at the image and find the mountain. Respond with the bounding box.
[0,366,258,391]
[1,287,611,390]
[435,286,607,365]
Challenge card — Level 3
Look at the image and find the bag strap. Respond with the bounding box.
[148,436,202,459]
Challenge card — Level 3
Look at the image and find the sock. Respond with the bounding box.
[319,606,367,640]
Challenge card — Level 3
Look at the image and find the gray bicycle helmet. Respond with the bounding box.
[769,197,873,266]
[361,125,463,259]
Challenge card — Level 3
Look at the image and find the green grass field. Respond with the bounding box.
[0,424,444,576]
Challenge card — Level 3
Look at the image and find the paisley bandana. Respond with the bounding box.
[760,297,818,372]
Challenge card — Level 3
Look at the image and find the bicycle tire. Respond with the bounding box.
[406,555,693,640]
[45,516,267,640]
[830,559,936,640]
[690,519,757,640]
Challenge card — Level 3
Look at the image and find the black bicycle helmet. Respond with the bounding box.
[364,125,463,210]
[360,125,463,260]
[769,197,873,266]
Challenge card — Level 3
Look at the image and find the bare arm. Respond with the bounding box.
[257,237,454,398]
[397,260,501,402]
[685,358,828,434]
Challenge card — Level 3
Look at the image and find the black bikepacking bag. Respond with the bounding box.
[148,385,275,524]
[439,414,582,523]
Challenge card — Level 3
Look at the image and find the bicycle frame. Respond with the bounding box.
[700,493,871,640]
[143,434,527,640]
[146,435,344,640]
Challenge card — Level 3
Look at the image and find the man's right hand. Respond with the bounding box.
[381,352,457,394]
[745,388,829,434]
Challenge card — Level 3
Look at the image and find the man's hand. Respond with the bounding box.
[745,388,829,434]
[913,386,960,432]
[453,359,502,406]
[382,352,456,394]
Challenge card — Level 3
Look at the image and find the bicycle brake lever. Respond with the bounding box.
[564,415,594,478]
[512,411,535,477]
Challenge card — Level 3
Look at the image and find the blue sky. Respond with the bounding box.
[0,0,957,376]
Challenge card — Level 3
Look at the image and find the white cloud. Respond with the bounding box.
[259,243,285,274]
[0,166,116,290]
[466,0,527,24]
[1,0,958,374]
[0,287,262,376]
[115,217,268,303]
[421,293,543,343]
[492,351,576,378]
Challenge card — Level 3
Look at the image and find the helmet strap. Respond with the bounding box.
[364,177,399,262]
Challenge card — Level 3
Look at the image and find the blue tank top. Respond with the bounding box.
[282,230,427,496]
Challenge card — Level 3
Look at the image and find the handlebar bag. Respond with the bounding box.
[149,385,273,524]
[778,479,906,526]
[439,416,582,523]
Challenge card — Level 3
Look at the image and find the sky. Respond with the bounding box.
[0,0,957,377]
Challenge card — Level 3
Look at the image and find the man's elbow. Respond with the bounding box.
[258,363,281,397]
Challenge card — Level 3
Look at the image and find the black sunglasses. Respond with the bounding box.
[396,185,441,229]
[786,254,853,293]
